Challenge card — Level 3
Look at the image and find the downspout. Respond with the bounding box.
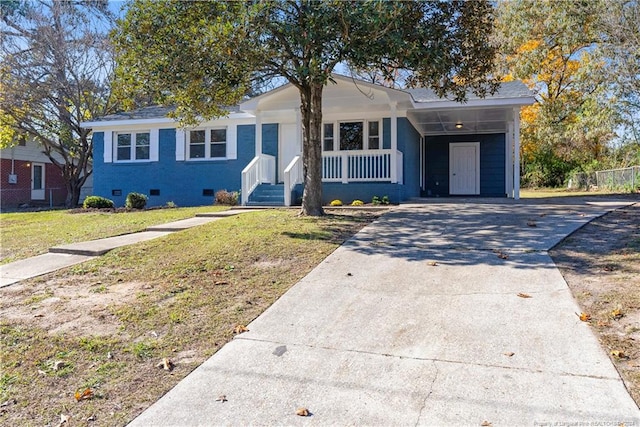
[513,108,521,200]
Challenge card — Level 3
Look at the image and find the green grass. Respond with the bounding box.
[0,205,228,264]
[0,209,382,426]
[521,187,634,198]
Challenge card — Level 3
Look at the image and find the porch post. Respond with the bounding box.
[390,102,398,183]
[513,108,521,200]
[506,122,514,198]
[255,110,263,156]
[296,108,302,154]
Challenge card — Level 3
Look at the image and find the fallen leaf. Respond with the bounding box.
[87,415,97,422]
[503,352,515,357]
[517,293,532,298]
[346,272,353,276]
[596,320,610,328]
[214,281,228,286]
[602,265,615,272]
[526,220,537,227]
[497,253,509,260]
[57,414,70,427]
[296,407,310,417]
[74,388,93,402]
[33,313,44,318]
[155,358,173,371]
[611,350,629,359]
[53,361,66,371]
[481,421,492,427]
[427,261,438,266]
[610,308,624,320]
[216,395,228,403]
[233,325,249,334]
[576,312,591,322]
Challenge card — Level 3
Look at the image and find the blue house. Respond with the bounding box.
[82,75,534,207]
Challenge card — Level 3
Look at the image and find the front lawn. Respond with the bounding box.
[0,206,228,265]
[0,208,385,427]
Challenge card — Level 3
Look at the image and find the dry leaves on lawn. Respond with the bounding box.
[517,293,532,298]
[576,312,592,322]
[156,357,173,371]
[233,325,249,334]
[74,388,93,402]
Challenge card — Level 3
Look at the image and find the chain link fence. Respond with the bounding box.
[568,166,639,191]
[0,186,67,210]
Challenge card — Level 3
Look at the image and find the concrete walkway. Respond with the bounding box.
[128,197,640,426]
[0,209,248,287]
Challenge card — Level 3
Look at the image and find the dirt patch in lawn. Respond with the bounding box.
[551,202,640,407]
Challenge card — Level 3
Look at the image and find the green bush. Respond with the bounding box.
[215,189,239,206]
[82,196,114,209]
[351,200,364,206]
[330,199,343,206]
[381,195,390,205]
[125,192,148,209]
[371,196,381,205]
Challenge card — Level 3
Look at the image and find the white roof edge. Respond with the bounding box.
[81,112,255,129]
[411,97,536,110]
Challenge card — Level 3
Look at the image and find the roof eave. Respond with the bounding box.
[411,96,536,110]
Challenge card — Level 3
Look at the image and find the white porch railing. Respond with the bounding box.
[241,154,276,205]
[322,149,402,183]
[283,155,303,206]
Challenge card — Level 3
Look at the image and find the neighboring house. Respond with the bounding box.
[81,75,534,207]
[0,139,67,210]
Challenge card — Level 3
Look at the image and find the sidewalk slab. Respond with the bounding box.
[49,231,171,256]
[0,253,94,287]
[146,217,222,231]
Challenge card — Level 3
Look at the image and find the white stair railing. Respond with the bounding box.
[283,155,303,206]
[241,154,276,205]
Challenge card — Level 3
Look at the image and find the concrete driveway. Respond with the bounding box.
[129,198,640,426]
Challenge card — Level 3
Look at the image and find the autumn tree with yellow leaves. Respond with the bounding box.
[495,0,621,187]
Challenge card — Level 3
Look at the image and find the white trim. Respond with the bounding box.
[150,129,159,162]
[255,112,262,156]
[103,131,113,163]
[513,108,521,200]
[226,125,237,160]
[175,130,186,161]
[412,97,535,111]
[31,162,45,200]
[81,112,254,129]
[390,103,398,183]
[321,119,383,152]
[506,122,514,198]
[449,142,480,195]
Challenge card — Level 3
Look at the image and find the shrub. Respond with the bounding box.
[215,189,239,206]
[165,201,177,208]
[82,196,114,209]
[330,199,343,206]
[371,196,381,205]
[351,200,364,206]
[381,195,390,205]
[125,192,148,209]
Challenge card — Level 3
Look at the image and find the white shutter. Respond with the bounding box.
[150,129,159,162]
[226,125,237,160]
[103,131,113,163]
[175,129,186,161]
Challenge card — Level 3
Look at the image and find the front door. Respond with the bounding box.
[31,162,45,200]
[449,142,480,195]
[278,123,300,182]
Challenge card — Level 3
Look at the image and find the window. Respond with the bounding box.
[188,128,227,159]
[323,123,334,151]
[368,121,380,149]
[340,121,364,150]
[116,131,150,161]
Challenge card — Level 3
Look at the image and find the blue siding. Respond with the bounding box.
[397,117,421,199]
[382,118,391,150]
[424,133,506,197]
[92,125,255,207]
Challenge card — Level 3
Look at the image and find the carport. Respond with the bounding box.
[406,82,535,199]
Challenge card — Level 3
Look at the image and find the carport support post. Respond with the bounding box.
[255,110,263,156]
[390,102,398,183]
[506,123,514,198]
[513,108,521,200]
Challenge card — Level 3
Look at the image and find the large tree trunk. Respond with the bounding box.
[299,83,325,216]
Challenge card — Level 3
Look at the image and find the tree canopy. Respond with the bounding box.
[114,0,499,215]
[495,0,639,187]
[0,0,118,207]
